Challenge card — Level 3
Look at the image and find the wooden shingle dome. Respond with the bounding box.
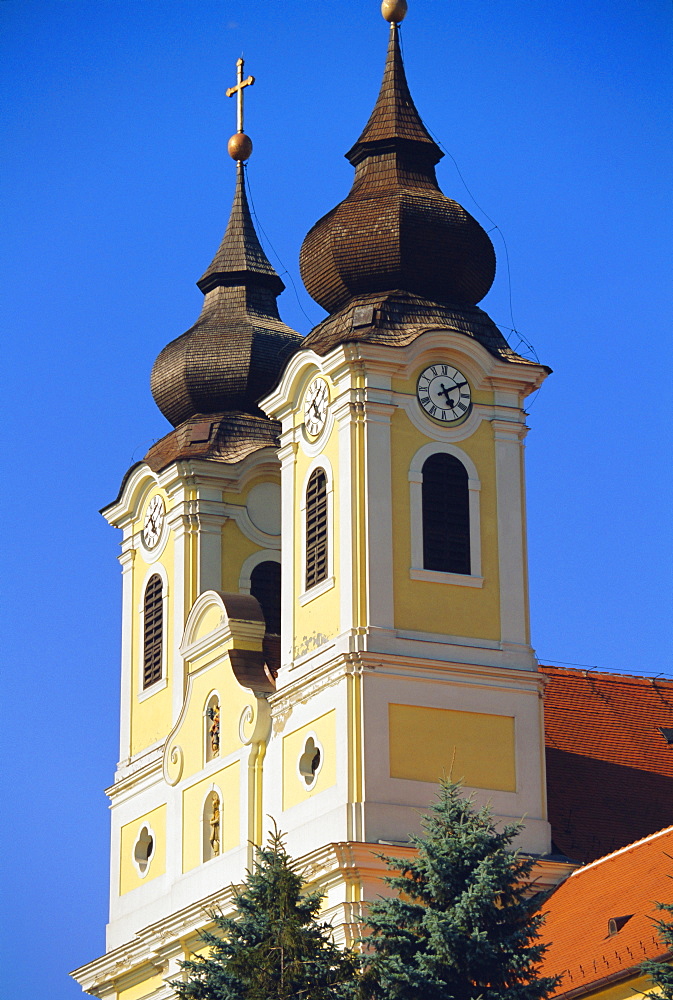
[299,22,496,319]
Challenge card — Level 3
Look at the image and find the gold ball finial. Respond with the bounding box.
[381,0,407,23]
[228,132,253,161]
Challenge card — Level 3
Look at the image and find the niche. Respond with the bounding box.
[133,825,155,877]
[298,734,323,789]
[203,790,221,862]
[205,695,220,764]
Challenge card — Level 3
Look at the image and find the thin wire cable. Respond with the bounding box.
[243,164,318,329]
[402,30,542,368]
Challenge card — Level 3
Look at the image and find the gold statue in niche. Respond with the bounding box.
[207,703,220,756]
[209,795,220,856]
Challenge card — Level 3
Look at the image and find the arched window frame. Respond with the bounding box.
[409,443,483,588]
[299,457,335,605]
[137,563,169,701]
[238,549,282,596]
[201,784,223,864]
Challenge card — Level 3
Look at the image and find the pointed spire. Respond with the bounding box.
[197,162,284,295]
[346,22,442,167]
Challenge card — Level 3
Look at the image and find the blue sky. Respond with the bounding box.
[2,1,672,997]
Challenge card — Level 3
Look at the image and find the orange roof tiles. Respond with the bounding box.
[540,667,673,862]
[538,826,673,998]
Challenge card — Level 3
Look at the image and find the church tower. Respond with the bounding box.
[260,6,551,864]
[73,7,561,999]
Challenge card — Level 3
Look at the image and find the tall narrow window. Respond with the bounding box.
[250,561,281,634]
[422,453,470,574]
[305,469,328,590]
[143,574,163,688]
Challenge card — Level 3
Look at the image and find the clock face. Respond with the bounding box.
[142,495,165,549]
[304,377,329,436]
[417,364,472,423]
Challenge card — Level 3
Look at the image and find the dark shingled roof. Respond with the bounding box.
[197,162,284,296]
[151,162,301,428]
[143,411,280,473]
[345,20,441,165]
[301,288,533,362]
[299,22,496,326]
[541,666,673,863]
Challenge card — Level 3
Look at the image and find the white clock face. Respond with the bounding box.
[417,364,472,423]
[143,495,165,549]
[304,377,329,436]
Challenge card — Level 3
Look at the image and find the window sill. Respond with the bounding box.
[299,575,335,606]
[410,568,483,588]
[137,676,168,702]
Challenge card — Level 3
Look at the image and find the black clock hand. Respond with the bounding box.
[437,382,457,407]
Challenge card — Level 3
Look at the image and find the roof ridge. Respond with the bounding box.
[540,665,673,686]
[569,825,673,878]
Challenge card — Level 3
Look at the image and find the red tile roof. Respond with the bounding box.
[540,667,673,862]
[538,826,673,999]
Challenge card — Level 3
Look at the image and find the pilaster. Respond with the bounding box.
[492,412,531,657]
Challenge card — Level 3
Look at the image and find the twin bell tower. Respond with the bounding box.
[74,4,555,997]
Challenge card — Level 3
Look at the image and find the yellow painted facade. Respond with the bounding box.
[282,710,337,810]
[293,421,342,656]
[580,977,660,1000]
[116,974,165,1000]
[388,704,516,791]
[390,410,501,638]
[182,761,240,872]
[220,516,259,593]
[130,490,176,758]
[175,665,253,779]
[119,804,167,895]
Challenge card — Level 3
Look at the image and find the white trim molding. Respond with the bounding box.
[408,442,483,586]
[238,549,282,595]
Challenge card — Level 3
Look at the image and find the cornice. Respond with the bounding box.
[72,840,573,995]
[109,745,165,799]
[275,645,546,705]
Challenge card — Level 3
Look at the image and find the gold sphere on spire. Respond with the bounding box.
[228,132,253,161]
[381,0,407,23]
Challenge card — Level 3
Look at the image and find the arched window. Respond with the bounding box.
[422,453,470,574]
[143,574,163,688]
[305,468,328,590]
[250,560,281,634]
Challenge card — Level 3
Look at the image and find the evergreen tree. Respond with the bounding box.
[172,826,359,1000]
[360,778,560,1000]
[641,901,673,1000]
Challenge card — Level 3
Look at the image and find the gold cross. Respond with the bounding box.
[225,57,255,134]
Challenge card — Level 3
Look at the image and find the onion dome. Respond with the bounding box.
[299,19,496,321]
[151,161,301,428]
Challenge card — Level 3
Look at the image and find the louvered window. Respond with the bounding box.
[143,574,163,689]
[306,468,328,590]
[250,560,281,634]
[422,453,470,574]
